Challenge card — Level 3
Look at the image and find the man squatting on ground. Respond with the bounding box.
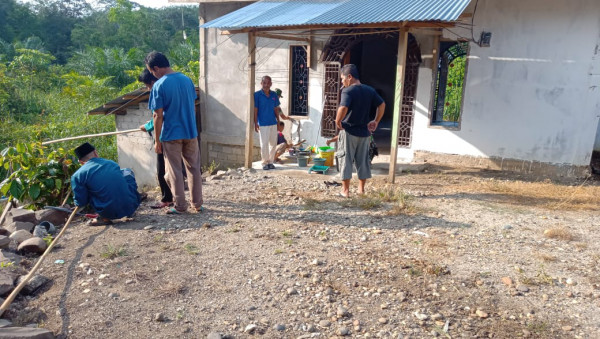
[71,142,141,226]
[254,75,288,170]
[335,64,385,198]
[145,51,203,214]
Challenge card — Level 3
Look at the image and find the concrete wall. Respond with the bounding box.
[115,105,157,189]
[410,0,600,166]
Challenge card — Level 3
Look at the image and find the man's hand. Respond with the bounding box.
[154,142,162,154]
[254,122,259,132]
[140,124,147,132]
[367,120,379,133]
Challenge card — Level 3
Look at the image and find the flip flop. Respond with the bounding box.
[192,206,204,214]
[334,192,349,198]
[166,207,185,215]
[87,218,113,226]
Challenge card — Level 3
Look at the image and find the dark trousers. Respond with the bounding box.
[157,153,173,203]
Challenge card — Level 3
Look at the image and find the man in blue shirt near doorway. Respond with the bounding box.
[254,76,288,170]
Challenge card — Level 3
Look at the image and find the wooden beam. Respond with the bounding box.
[244,32,256,168]
[198,3,209,166]
[255,32,310,42]
[388,28,409,183]
[103,103,123,108]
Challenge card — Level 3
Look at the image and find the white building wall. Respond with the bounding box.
[115,105,157,189]
[412,0,600,166]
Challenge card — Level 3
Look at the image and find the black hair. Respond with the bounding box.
[341,64,360,80]
[144,51,170,68]
[278,121,285,127]
[138,69,158,85]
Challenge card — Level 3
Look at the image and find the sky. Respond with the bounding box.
[18,0,191,9]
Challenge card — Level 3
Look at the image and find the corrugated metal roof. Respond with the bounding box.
[202,0,472,29]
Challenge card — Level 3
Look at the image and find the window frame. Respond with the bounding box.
[429,39,470,130]
[288,44,310,118]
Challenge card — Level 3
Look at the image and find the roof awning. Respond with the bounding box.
[202,0,472,30]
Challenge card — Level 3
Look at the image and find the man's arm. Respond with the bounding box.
[254,107,259,132]
[335,106,348,130]
[368,102,386,132]
[276,106,288,120]
[153,109,164,154]
[71,175,89,208]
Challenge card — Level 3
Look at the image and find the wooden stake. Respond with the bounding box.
[0,206,80,316]
[244,32,257,168]
[0,198,13,226]
[41,129,142,146]
[60,188,72,207]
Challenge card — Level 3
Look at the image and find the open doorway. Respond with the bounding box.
[591,120,600,175]
[320,30,421,156]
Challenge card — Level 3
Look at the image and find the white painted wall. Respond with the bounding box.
[411,0,600,166]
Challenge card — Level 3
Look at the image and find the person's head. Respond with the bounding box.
[340,64,360,88]
[144,51,170,78]
[261,75,272,91]
[74,142,98,164]
[138,69,158,90]
[277,121,285,132]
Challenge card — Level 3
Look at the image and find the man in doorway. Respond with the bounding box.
[335,64,385,198]
[71,142,141,226]
[145,51,203,214]
[254,76,288,170]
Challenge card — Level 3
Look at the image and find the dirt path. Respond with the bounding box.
[6,165,600,338]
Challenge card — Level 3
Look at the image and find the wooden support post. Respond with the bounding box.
[198,3,209,166]
[388,28,409,183]
[244,32,257,168]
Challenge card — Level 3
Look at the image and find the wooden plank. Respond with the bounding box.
[389,28,409,183]
[255,32,310,42]
[244,32,256,168]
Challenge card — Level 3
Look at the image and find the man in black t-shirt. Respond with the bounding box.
[335,64,385,198]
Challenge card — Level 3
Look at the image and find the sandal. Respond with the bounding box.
[87,218,113,226]
[192,206,204,214]
[166,207,184,215]
[150,202,173,209]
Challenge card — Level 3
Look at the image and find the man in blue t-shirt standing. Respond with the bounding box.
[335,64,385,198]
[254,76,288,170]
[145,51,203,214]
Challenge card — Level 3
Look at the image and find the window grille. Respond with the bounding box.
[432,41,469,127]
[290,46,309,116]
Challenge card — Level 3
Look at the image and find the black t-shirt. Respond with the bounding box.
[339,84,384,137]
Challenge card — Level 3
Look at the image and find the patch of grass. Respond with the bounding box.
[184,244,200,255]
[201,160,220,175]
[0,261,14,268]
[370,186,416,215]
[303,198,320,210]
[536,253,557,263]
[100,244,127,259]
[226,227,241,233]
[153,235,164,242]
[340,196,382,210]
[157,282,186,297]
[519,265,554,286]
[574,242,588,250]
[284,239,294,246]
[281,230,293,237]
[274,249,284,254]
[526,321,549,335]
[543,227,574,241]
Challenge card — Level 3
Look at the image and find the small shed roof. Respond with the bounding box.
[87,87,201,116]
[87,88,150,116]
[202,0,472,29]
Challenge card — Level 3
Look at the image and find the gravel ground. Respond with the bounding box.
[5,164,600,338]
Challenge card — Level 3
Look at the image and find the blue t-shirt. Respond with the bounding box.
[254,90,280,126]
[71,158,140,219]
[339,84,384,137]
[148,72,198,141]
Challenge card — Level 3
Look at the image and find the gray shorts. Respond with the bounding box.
[336,130,371,180]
